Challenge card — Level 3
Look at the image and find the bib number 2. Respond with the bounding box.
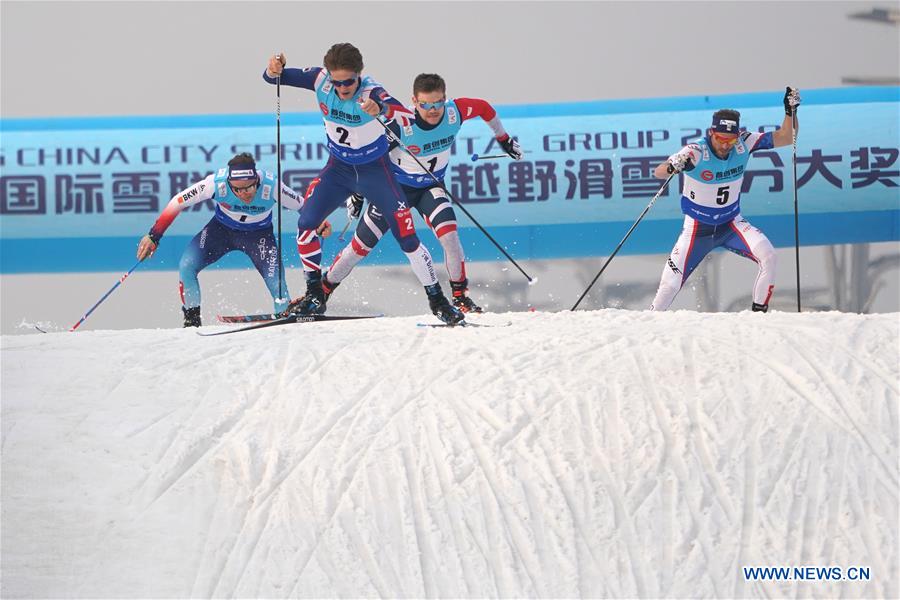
[395,208,415,237]
[335,127,351,146]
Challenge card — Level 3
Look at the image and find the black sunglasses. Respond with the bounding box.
[229,179,259,194]
[329,74,359,88]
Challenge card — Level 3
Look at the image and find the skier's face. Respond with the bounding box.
[229,178,259,203]
[328,69,360,100]
[708,129,738,159]
[414,91,446,125]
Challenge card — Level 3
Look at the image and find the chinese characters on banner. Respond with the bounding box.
[2,92,898,249]
[3,147,897,216]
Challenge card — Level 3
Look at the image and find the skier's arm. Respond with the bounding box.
[262,53,321,91]
[772,86,801,148]
[454,97,523,159]
[136,175,215,260]
[384,120,403,151]
[454,97,508,139]
[771,112,797,148]
[362,86,415,120]
[655,145,700,179]
[278,181,304,212]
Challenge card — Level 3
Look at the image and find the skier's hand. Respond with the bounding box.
[346,193,364,220]
[784,86,801,116]
[666,147,695,174]
[316,220,332,238]
[137,235,157,261]
[359,97,382,117]
[498,135,523,160]
[267,53,286,77]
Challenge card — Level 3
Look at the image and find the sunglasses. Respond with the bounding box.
[329,74,359,88]
[711,132,739,146]
[229,180,259,194]
[417,99,446,111]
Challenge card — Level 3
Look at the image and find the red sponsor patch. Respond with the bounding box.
[304,178,321,200]
[395,208,416,237]
[701,170,714,181]
[319,103,328,116]
[408,145,421,155]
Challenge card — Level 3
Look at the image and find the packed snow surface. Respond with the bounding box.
[2,310,898,598]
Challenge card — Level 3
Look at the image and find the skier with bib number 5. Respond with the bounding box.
[649,87,801,313]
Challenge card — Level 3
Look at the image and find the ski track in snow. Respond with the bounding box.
[1,310,898,599]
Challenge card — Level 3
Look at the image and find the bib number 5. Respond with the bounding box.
[716,186,730,205]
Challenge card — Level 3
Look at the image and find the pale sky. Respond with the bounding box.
[2,0,898,118]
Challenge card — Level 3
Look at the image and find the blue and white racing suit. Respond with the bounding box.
[148,169,302,313]
[651,131,779,310]
[263,67,440,288]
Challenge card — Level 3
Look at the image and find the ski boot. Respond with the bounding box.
[426,283,465,325]
[322,273,340,302]
[450,278,483,313]
[751,302,769,313]
[287,274,327,316]
[182,306,201,328]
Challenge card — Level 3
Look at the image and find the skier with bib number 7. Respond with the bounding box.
[326,72,523,315]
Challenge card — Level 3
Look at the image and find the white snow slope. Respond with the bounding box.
[2,310,898,599]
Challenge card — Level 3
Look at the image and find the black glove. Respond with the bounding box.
[784,86,801,116]
[498,136,523,160]
[346,193,364,220]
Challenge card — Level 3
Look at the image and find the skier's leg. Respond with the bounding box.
[724,215,777,310]
[236,226,290,314]
[289,158,354,315]
[326,202,390,284]
[650,216,714,311]
[358,155,462,324]
[178,218,232,325]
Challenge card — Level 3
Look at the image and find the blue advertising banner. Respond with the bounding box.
[1,87,897,273]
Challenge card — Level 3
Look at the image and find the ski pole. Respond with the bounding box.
[471,152,530,162]
[791,108,801,313]
[571,174,675,311]
[375,118,535,284]
[275,54,285,305]
[338,216,356,242]
[70,259,142,331]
